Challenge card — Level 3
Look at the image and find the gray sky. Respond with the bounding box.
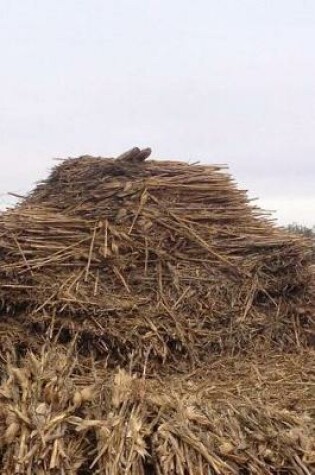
[0,0,314,225]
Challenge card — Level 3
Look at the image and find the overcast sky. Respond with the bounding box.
[0,1,314,225]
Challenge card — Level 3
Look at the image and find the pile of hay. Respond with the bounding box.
[0,148,314,473]
[0,344,314,474]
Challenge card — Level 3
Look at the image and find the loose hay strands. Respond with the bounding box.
[0,345,88,474]
[0,149,314,473]
[0,153,313,369]
[0,344,313,474]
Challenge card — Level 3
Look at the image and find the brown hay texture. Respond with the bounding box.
[0,148,314,473]
[0,344,314,474]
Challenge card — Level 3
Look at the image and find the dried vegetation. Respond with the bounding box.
[0,147,314,473]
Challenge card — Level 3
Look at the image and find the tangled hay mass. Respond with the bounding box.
[0,147,314,473]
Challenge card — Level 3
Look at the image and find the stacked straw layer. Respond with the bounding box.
[0,153,313,473]
[0,156,313,368]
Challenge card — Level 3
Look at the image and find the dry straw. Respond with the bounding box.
[0,147,314,473]
[0,343,314,474]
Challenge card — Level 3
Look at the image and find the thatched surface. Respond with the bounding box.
[0,150,314,473]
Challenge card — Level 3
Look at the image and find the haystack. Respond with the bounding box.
[0,147,314,474]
